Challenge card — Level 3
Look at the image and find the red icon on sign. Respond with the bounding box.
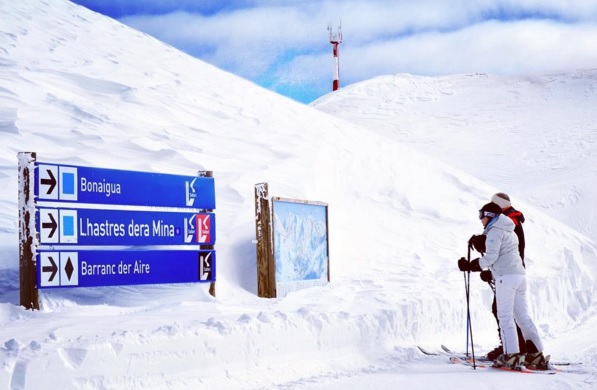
[196,214,211,243]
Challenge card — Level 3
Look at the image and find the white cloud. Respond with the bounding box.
[116,1,597,102]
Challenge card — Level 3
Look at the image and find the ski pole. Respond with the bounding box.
[466,244,477,369]
[462,245,471,357]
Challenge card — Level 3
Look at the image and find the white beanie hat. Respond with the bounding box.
[491,192,511,209]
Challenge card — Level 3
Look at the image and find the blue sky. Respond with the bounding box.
[71,0,597,103]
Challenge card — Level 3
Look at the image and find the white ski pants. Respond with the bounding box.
[495,274,544,354]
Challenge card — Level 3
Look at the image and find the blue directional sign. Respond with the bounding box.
[37,250,215,288]
[37,208,215,246]
[31,159,218,290]
[35,163,215,209]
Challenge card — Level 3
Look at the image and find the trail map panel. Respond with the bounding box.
[272,198,329,297]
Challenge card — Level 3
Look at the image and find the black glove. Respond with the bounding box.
[457,257,468,271]
[468,234,486,254]
[480,270,493,282]
[458,258,482,272]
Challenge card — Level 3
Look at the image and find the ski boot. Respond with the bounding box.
[493,353,522,369]
[520,352,550,370]
[485,345,503,361]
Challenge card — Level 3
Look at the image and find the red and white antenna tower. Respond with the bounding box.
[328,22,342,91]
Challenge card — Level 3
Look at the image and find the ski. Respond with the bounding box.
[441,344,578,366]
[440,345,492,362]
[419,345,488,360]
[448,356,489,368]
[423,344,575,373]
[449,356,557,375]
[417,346,441,356]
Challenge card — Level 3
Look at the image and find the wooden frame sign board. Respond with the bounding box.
[254,184,330,298]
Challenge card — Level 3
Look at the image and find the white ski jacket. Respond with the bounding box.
[478,214,525,277]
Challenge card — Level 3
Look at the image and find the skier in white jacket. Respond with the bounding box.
[458,202,548,369]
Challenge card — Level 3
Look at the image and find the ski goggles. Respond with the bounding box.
[479,210,497,219]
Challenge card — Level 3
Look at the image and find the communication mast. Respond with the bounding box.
[328,22,342,91]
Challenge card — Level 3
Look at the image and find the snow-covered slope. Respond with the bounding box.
[312,71,597,239]
[0,0,596,388]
